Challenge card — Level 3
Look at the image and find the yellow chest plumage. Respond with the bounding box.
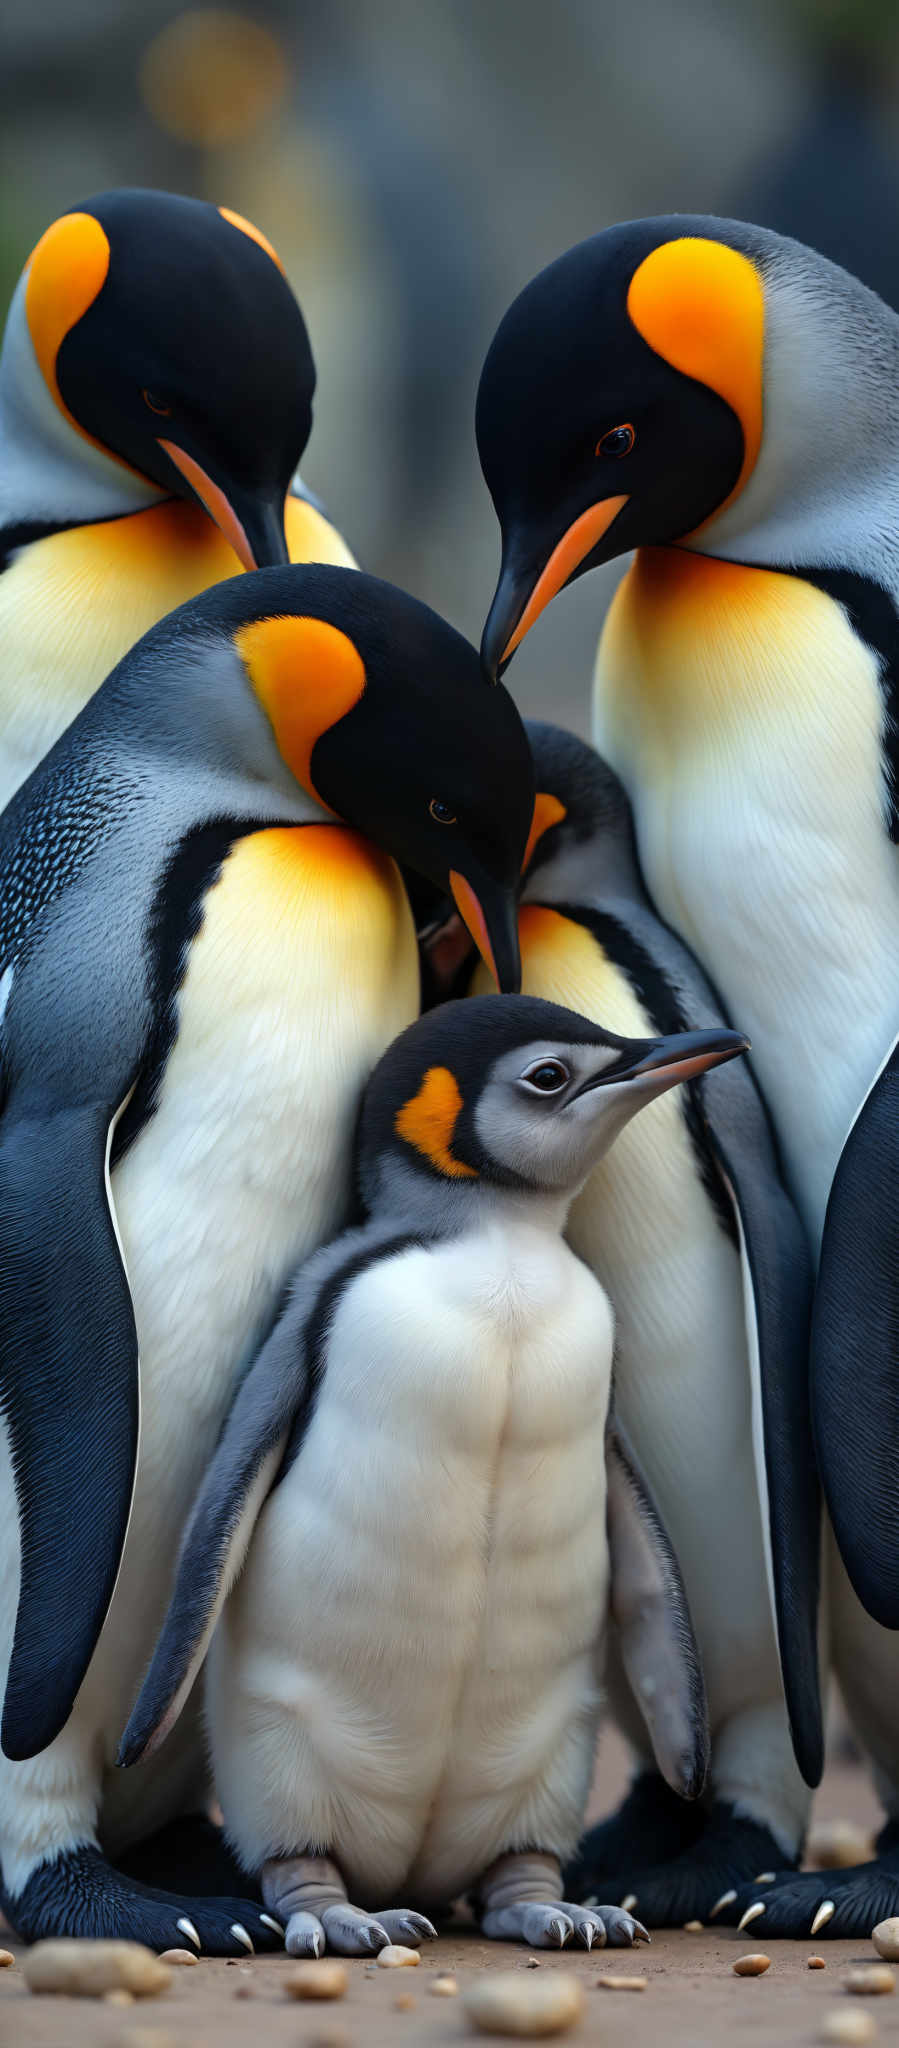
[0,494,355,807]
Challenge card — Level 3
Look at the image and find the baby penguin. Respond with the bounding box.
[122,995,746,1956]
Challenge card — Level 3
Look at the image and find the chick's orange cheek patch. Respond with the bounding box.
[395,1066,478,1179]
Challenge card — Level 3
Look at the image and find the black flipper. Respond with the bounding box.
[606,1420,709,1803]
[811,1036,899,1626]
[0,1103,138,1760]
[700,1059,823,1788]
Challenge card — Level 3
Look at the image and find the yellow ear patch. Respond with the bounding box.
[627,238,764,517]
[25,212,110,428]
[219,207,286,275]
[522,792,567,876]
[235,614,366,802]
[395,1066,478,1179]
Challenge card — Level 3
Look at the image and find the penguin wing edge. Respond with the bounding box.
[703,1065,823,1789]
[811,1035,899,1629]
[606,1418,710,1803]
[0,1099,139,1761]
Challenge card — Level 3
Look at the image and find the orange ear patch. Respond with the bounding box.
[522,792,567,875]
[395,1066,478,1179]
[627,238,764,516]
[25,212,110,428]
[219,207,286,275]
[235,615,366,802]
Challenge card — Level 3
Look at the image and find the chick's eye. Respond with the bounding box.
[596,423,634,459]
[429,798,457,824]
[522,1059,570,1094]
[142,388,172,416]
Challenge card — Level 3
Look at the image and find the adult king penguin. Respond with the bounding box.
[465,722,819,1926]
[0,187,353,806]
[0,564,532,1950]
[477,218,899,1935]
[122,995,737,1956]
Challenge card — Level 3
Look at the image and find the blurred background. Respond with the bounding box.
[3,0,899,728]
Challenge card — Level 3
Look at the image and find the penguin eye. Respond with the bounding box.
[596,423,635,459]
[520,1058,570,1094]
[429,799,457,824]
[142,389,172,417]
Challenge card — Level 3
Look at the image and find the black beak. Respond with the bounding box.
[449,866,522,993]
[232,489,291,570]
[481,560,531,684]
[577,1027,750,1096]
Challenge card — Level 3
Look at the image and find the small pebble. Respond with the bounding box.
[596,1974,648,1991]
[394,1991,416,2010]
[377,1944,420,1968]
[119,2033,180,2048]
[809,1956,827,1968]
[0,1951,14,1968]
[284,1959,348,2001]
[24,1940,171,1999]
[233,1981,254,1999]
[464,1969,585,2036]
[105,1989,136,2007]
[821,2011,877,2044]
[843,1964,894,1996]
[807,1820,874,1869]
[733,1953,771,1977]
[523,1956,541,1968]
[872,1918,899,1961]
[158,1949,198,1967]
[306,2030,351,2048]
[684,1920,703,1932]
[430,1974,458,1996]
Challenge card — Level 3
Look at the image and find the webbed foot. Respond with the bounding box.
[481,1898,649,1949]
[285,1900,437,1957]
[568,1801,793,1929]
[725,1837,899,1939]
[566,1771,704,1897]
[2,1844,284,1954]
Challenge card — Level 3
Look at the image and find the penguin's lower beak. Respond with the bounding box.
[481,496,629,681]
[449,869,521,993]
[159,440,290,569]
[578,1027,750,1097]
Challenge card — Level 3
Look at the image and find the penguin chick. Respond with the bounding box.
[469,722,820,1927]
[0,564,533,1955]
[122,994,747,1955]
[0,187,354,804]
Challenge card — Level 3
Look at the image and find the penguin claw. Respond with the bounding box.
[620,1892,638,1912]
[177,1916,201,1950]
[709,1890,737,1919]
[811,1900,835,1935]
[231,1922,254,1953]
[259,1912,284,1936]
[738,1900,766,1931]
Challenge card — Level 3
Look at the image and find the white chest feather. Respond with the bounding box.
[595,548,899,1243]
[209,1223,614,1903]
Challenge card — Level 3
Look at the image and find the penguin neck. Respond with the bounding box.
[0,273,163,538]
[688,246,899,599]
[365,1154,573,1241]
[522,823,644,917]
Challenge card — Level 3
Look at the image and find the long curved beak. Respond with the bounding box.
[449,869,521,993]
[578,1027,750,1098]
[481,495,628,681]
[159,440,290,570]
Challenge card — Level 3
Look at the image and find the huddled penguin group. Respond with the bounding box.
[0,191,895,1954]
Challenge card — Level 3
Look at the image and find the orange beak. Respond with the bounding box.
[159,441,290,571]
[481,495,628,678]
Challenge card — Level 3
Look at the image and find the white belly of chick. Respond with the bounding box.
[82,825,418,1849]
[596,549,899,1246]
[209,1224,614,1907]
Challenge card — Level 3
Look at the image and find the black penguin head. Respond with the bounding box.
[522,720,635,890]
[23,188,314,565]
[224,565,535,992]
[358,992,748,1207]
[477,217,765,677]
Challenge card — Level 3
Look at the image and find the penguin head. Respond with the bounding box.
[359,992,747,1210]
[478,216,767,676]
[217,564,534,991]
[15,187,313,563]
[521,719,635,896]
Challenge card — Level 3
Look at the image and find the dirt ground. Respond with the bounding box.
[3,1726,896,2048]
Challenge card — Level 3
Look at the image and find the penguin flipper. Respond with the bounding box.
[606,1418,710,1803]
[811,1035,899,1627]
[0,1100,138,1761]
[700,1061,823,1789]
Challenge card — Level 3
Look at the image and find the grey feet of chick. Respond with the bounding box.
[285,1902,438,1957]
[481,1898,649,1948]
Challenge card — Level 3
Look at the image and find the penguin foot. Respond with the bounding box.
[2,1844,284,1954]
[116,1812,251,1898]
[285,1902,438,1958]
[726,1845,899,1939]
[481,1899,649,1949]
[565,1770,705,1897]
[566,1802,794,1928]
